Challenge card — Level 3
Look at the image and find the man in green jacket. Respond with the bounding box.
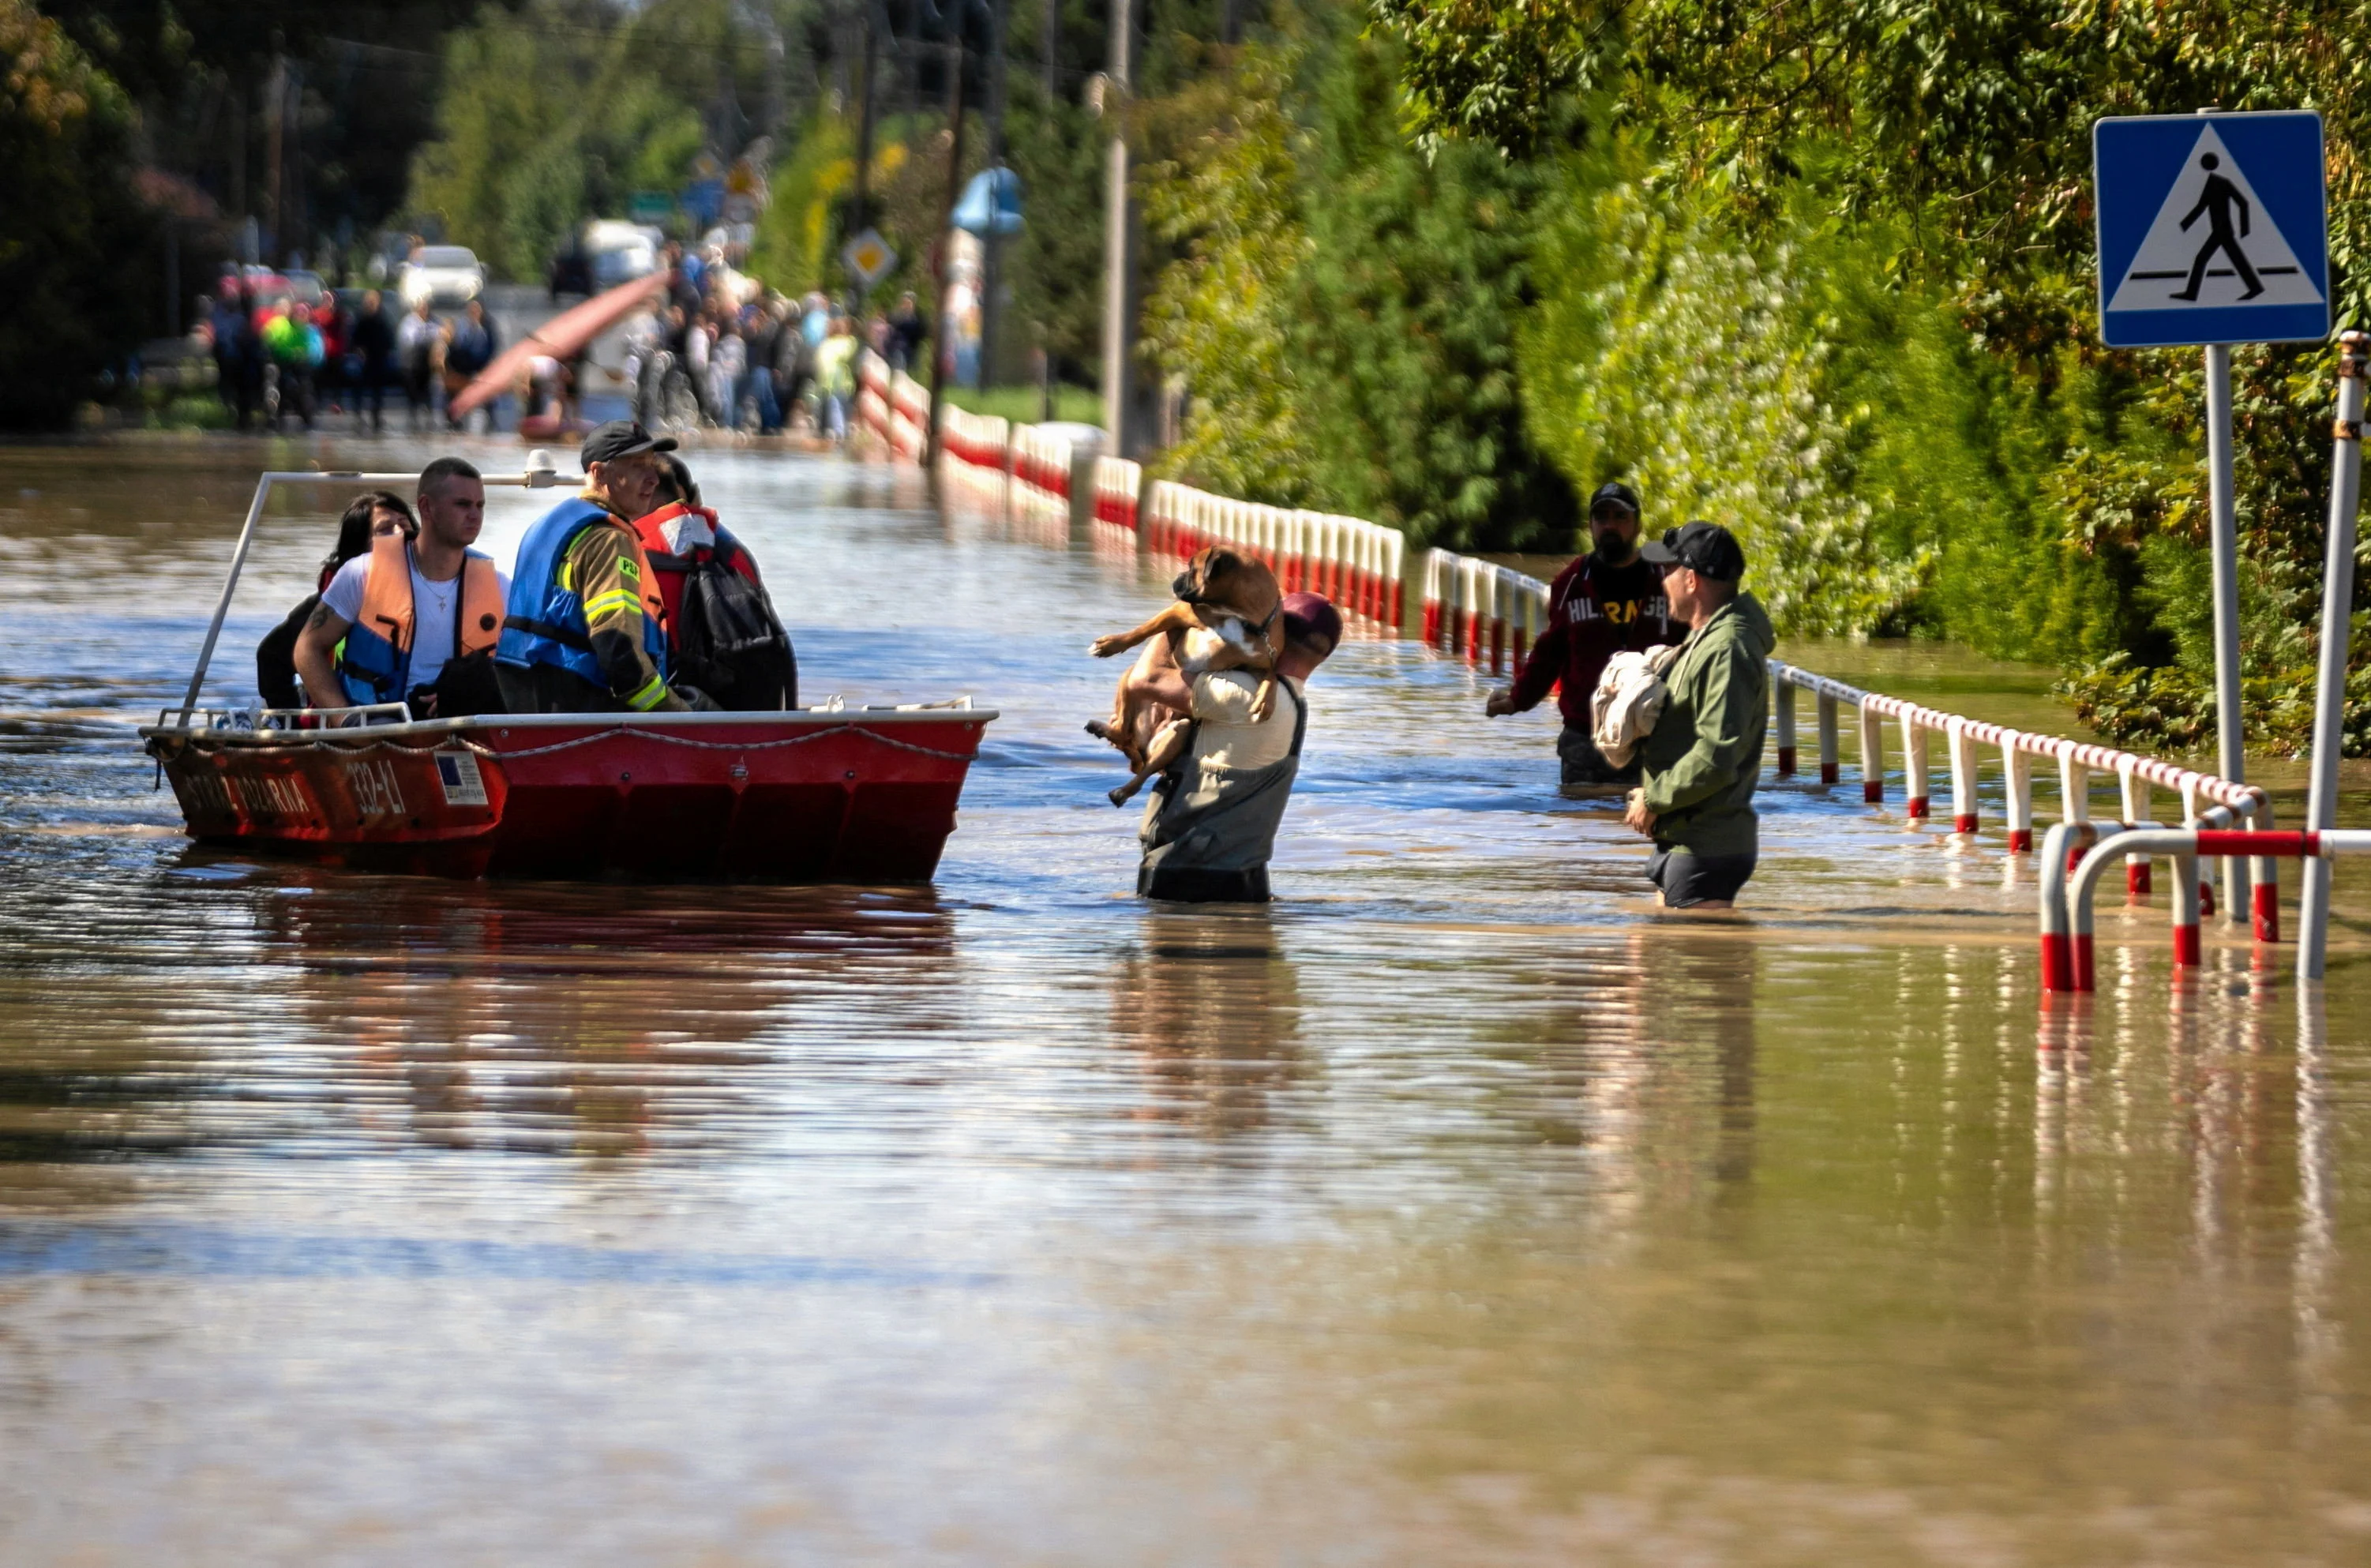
[1623,522,1776,910]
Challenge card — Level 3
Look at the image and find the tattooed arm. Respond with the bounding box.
[292,598,354,710]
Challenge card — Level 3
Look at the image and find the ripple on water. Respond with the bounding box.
[2,436,2370,1564]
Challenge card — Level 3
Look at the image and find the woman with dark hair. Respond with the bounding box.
[256,491,417,710]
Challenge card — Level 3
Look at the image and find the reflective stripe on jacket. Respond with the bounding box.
[497,497,673,709]
[337,533,504,706]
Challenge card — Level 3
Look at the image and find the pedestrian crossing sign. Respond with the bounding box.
[2095,111,2328,348]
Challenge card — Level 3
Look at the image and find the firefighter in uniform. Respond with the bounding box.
[495,422,702,714]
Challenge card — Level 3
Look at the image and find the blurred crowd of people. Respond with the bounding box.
[192,238,932,441]
[624,239,929,443]
[199,274,497,437]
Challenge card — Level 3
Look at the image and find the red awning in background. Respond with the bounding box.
[447,272,670,418]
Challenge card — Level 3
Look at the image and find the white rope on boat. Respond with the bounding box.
[441,722,982,763]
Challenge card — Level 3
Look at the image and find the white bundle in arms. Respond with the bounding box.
[1590,644,1682,768]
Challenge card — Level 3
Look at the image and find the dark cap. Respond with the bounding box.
[1588,481,1641,518]
[1281,591,1342,653]
[1640,520,1745,583]
[580,419,677,467]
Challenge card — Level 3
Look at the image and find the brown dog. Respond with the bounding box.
[1087,547,1283,805]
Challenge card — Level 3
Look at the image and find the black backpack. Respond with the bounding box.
[677,557,798,711]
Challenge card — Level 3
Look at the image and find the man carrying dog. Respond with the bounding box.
[1484,481,1679,786]
[1135,592,1342,903]
[1622,522,1775,910]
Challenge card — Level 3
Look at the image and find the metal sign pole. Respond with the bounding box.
[2096,109,2331,928]
[2300,331,2367,979]
[2204,341,2248,919]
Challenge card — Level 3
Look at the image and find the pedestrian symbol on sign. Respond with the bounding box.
[2093,110,2328,348]
[2103,125,2322,314]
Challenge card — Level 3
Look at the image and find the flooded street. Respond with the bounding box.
[7,435,2371,1563]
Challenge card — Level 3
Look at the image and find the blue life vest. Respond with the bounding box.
[337,533,504,707]
[497,497,672,703]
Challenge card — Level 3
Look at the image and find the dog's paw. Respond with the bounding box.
[1089,634,1129,658]
[1108,782,1140,808]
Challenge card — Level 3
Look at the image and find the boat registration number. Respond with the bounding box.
[434,749,489,807]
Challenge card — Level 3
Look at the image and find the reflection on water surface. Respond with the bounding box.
[3,435,2371,1563]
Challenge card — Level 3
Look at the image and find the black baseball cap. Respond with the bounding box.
[1588,481,1641,518]
[1640,520,1746,583]
[580,419,677,467]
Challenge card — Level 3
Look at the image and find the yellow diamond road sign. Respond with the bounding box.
[842,229,898,288]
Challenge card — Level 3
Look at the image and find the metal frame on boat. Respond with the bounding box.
[141,460,997,881]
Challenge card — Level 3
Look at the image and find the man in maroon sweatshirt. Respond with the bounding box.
[1485,481,1682,786]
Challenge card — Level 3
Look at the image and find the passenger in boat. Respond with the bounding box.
[494,421,704,714]
[255,490,416,711]
[293,458,511,720]
[1135,592,1341,904]
[635,456,798,709]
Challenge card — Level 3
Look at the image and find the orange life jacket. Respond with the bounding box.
[338,532,505,705]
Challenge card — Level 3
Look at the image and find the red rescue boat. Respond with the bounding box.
[144,460,996,881]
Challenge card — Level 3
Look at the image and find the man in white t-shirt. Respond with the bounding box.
[294,458,510,718]
[1135,593,1342,902]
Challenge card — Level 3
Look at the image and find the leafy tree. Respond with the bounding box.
[1289,28,1576,549]
[748,110,853,294]
[410,0,787,280]
[0,0,157,427]
[1368,0,2371,750]
[1002,82,1107,383]
[1137,24,1575,548]
[1138,47,1319,503]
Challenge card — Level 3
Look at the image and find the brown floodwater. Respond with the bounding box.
[5,433,2371,1564]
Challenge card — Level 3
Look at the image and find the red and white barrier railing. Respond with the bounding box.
[1406,540,2284,949]
[1008,423,1074,519]
[856,351,894,448]
[1092,456,1142,531]
[2041,827,2371,992]
[1139,482,1405,625]
[1420,550,1548,673]
[921,447,2296,969]
[1769,661,2276,938]
[887,369,929,463]
[932,403,1009,508]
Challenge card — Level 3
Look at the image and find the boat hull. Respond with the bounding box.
[141,709,995,882]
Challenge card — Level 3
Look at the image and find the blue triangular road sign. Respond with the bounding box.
[2095,111,2328,348]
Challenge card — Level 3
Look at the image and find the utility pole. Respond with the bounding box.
[227,81,246,229]
[1041,0,1056,99]
[285,62,304,264]
[978,0,1009,388]
[925,26,968,468]
[852,0,880,306]
[264,52,286,263]
[763,6,786,140]
[1098,0,1134,449]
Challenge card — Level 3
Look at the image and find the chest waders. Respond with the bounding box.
[1137,682,1307,903]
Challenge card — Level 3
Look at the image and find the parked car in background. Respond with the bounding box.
[552,220,666,299]
[400,245,484,309]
